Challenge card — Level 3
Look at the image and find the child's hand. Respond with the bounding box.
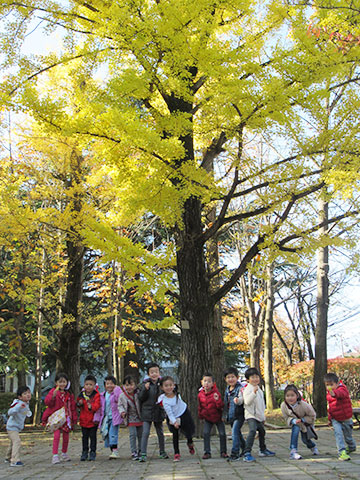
[20,403,26,409]
[121,412,126,418]
[174,422,180,429]
[234,397,239,405]
[145,382,150,390]
[213,393,219,401]
[253,386,259,393]
[295,419,302,424]
[53,387,59,397]
[78,399,84,406]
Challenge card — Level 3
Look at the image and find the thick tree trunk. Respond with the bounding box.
[313,198,329,417]
[263,265,276,411]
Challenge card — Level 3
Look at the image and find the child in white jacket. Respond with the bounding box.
[6,386,32,467]
[242,368,275,462]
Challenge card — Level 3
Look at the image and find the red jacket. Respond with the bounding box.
[42,388,77,430]
[198,384,224,423]
[77,390,101,428]
[326,381,353,421]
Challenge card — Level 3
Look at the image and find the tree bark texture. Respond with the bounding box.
[263,265,276,410]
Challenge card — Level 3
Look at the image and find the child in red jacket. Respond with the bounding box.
[198,372,227,459]
[42,372,77,465]
[77,374,101,461]
[324,372,356,461]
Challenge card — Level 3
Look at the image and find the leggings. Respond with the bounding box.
[52,429,69,454]
[167,408,195,455]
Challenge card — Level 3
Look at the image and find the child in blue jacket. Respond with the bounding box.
[6,386,32,467]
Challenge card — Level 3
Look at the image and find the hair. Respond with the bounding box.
[17,385,30,397]
[202,372,214,381]
[224,367,239,378]
[324,372,339,383]
[244,367,260,380]
[55,372,69,383]
[147,362,160,374]
[123,375,136,385]
[284,384,301,402]
[104,375,117,385]
[84,374,97,384]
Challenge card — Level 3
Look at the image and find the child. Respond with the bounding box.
[118,375,143,460]
[94,375,123,459]
[138,362,167,462]
[198,372,227,459]
[224,367,246,461]
[242,367,275,462]
[6,386,32,467]
[281,384,319,459]
[324,372,356,461]
[77,374,101,461]
[42,372,77,465]
[158,376,195,462]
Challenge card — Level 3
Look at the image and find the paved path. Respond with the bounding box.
[0,425,359,480]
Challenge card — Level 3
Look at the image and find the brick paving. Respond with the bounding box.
[0,425,359,480]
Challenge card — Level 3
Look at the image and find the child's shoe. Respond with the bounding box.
[346,446,356,454]
[159,451,169,459]
[138,454,147,462]
[221,452,229,458]
[338,450,351,461]
[290,449,302,460]
[243,453,256,462]
[10,461,24,467]
[52,454,60,465]
[61,452,71,462]
[80,451,88,461]
[131,452,139,460]
[174,453,181,462]
[109,449,119,459]
[202,452,211,459]
[311,446,319,456]
[259,449,275,457]
[89,451,96,461]
[188,443,195,455]
[227,454,240,461]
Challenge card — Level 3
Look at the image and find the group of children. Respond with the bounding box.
[5,365,357,467]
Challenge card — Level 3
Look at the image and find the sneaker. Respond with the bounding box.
[80,452,88,461]
[346,446,356,454]
[109,449,119,459]
[4,459,10,464]
[159,451,169,459]
[89,451,96,461]
[221,452,229,458]
[174,453,181,462]
[202,452,211,459]
[138,454,147,462]
[228,454,240,461]
[10,461,24,467]
[52,455,60,465]
[61,452,71,462]
[259,449,275,457]
[243,453,256,462]
[311,446,319,456]
[188,443,195,455]
[338,450,351,461]
[290,449,302,460]
[131,452,139,460]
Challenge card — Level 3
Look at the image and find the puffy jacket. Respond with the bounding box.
[281,400,316,433]
[224,381,245,423]
[138,378,165,423]
[198,384,224,423]
[42,388,77,428]
[93,386,123,427]
[77,390,101,428]
[326,381,353,421]
[243,383,265,422]
[6,399,32,432]
[118,387,142,426]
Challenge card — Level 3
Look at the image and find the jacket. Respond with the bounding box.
[198,384,224,423]
[326,381,353,421]
[93,386,123,427]
[243,383,265,422]
[6,399,32,432]
[42,388,77,428]
[224,381,245,423]
[281,400,316,433]
[117,387,142,426]
[138,378,165,423]
[77,390,101,428]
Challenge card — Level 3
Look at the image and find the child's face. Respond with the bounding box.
[19,390,31,402]
[105,380,116,393]
[148,366,160,382]
[225,373,238,387]
[325,381,338,391]
[248,374,260,386]
[201,376,214,392]
[56,377,68,391]
[285,390,298,404]
[162,379,175,395]
[124,381,136,395]
[84,380,96,395]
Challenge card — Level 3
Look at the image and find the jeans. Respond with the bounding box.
[244,418,266,454]
[203,420,227,454]
[129,425,143,454]
[82,426,98,453]
[331,418,356,453]
[231,418,245,455]
[104,420,119,449]
[290,424,316,450]
[140,421,165,455]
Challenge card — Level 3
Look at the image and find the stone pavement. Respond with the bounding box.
[0,425,359,480]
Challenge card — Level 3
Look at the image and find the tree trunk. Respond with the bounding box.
[263,265,276,411]
[34,249,45,424]
[313,197,329,417]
